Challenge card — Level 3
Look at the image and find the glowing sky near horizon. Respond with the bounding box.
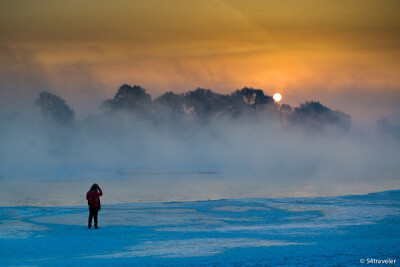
[0,0,399,121]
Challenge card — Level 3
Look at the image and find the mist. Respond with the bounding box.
[0,84,399,206]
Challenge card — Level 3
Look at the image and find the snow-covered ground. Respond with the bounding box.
[1,190,399,266]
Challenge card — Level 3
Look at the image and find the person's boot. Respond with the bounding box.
[95,225,99,229]
[88,225,92,229]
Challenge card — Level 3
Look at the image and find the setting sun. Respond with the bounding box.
[273,93,282,102]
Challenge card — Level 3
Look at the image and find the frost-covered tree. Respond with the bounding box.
[182,88,230,119]
[289,101,350,132]
[231,87,274,107]
[35,91,75,125]
[101,84,151,113]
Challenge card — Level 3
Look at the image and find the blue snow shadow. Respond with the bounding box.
[0,190,399,266]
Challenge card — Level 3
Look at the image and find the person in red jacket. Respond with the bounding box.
[86,183,103,229]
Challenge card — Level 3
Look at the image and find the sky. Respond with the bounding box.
[1,0,399,123]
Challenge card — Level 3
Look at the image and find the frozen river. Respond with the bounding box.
[0,190,399,266]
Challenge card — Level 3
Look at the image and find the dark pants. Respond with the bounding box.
[88,207,100,227]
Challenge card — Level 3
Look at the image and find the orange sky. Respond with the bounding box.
[1,0,399,121]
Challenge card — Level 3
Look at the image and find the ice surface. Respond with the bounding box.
[90,238,302,258]
[0,190,399,266]
[0,220,47,239]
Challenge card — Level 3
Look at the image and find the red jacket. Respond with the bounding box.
[86,188,103,208]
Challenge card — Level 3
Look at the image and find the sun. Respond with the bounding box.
[273,93,282,102]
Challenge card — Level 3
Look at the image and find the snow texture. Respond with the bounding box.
[0,190,399,266]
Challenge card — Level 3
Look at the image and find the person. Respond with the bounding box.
[86,183,103,229]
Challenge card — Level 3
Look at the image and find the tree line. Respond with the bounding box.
[35,84,351,133]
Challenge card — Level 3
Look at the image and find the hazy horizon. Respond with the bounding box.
[0,84,399,205]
